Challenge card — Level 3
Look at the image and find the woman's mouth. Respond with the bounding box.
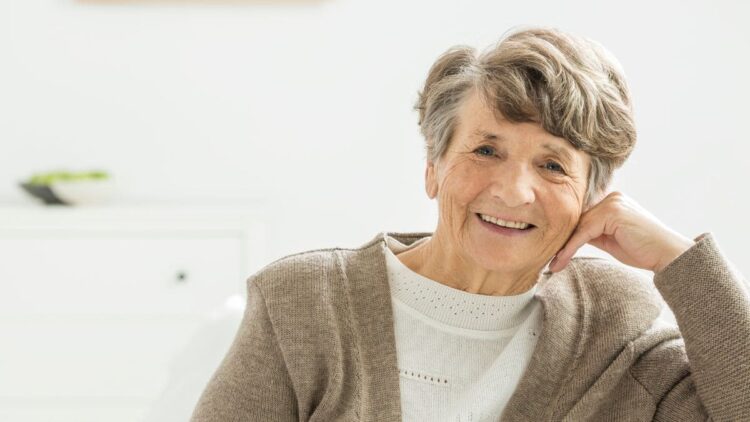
[476,213,537,236]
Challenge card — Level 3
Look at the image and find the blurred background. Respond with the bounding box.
[1,0,748,421]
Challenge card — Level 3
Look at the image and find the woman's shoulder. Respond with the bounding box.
[245,232,390,297]
[246,248,343,295]
[247,231,432,291]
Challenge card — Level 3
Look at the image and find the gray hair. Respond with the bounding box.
[414,26,637,206]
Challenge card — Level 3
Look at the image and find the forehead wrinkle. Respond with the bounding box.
[471,129,502,142]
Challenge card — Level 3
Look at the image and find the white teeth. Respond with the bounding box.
[479,214,530,230]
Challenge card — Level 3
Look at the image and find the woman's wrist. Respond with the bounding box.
[653,236,696,274]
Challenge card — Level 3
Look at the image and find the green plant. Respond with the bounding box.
[27,170,110,186]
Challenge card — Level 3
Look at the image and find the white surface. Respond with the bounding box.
[142,296,245,422]
[0,0,746,277]
[0,236,243,315]
[0,317,205,398]
[0,203,264,422]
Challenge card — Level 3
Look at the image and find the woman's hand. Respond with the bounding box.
[548,191,696,274]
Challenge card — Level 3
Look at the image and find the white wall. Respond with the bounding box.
[2,0,748,274]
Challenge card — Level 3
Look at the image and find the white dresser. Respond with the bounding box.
[0,202,267,421]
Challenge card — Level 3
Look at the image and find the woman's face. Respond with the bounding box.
[425,90,591,275]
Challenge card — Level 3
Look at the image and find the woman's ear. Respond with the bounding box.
[425,161,438,199]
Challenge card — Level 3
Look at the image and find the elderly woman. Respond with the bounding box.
[191,27,749,421]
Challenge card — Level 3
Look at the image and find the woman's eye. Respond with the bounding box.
[543,161,566,174]
[474,145,495,157]
[472,147,566,174]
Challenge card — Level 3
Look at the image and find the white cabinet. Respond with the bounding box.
[0,236,243,315]
[0,203,266,422]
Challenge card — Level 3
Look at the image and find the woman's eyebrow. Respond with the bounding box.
[472,129,576,165]
[541,143,575,165]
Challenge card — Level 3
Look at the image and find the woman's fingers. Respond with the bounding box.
[548,191,693,273]
[550,225,595,272]
[550,204,612,272]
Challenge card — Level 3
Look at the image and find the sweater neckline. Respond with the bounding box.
[383,234,538,332]
[341,231,588,421]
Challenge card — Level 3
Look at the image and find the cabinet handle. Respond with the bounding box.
[176,271,188,283]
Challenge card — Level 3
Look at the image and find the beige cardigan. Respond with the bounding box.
[191,231,750,421]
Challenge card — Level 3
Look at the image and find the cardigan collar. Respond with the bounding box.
[339,231,587,421]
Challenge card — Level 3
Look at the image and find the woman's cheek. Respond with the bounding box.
[546,212,579,251]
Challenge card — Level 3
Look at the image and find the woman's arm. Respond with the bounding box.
[549,191,749,419]
[636,233,750,420]
[190,279,299,421]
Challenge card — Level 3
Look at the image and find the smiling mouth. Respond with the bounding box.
[474,213,536,231]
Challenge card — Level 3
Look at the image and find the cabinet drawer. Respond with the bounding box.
[0,235,245,315]
[0,317,205,404]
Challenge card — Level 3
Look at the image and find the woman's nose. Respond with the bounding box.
[489,166,536,208]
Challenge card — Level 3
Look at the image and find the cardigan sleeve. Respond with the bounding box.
[190,279,299,422]
[631,232,750,421]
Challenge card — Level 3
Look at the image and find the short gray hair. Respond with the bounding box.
[414,26,636,206]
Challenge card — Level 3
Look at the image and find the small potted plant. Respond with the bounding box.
[19,170,116,205]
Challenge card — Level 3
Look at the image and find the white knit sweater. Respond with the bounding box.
[384,234,544,422]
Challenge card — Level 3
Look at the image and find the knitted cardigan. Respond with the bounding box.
[191,231,750,421]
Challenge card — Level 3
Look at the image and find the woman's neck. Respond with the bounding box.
[395,234,543,296]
